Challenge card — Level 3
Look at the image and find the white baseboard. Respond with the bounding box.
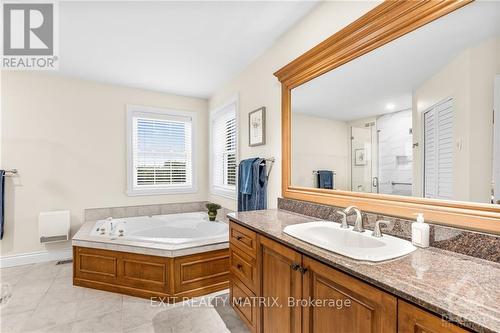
[0,248,73,268]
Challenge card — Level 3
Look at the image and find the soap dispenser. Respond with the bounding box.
[411,213,429,248]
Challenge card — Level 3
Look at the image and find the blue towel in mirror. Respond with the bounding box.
[317,170,334,189]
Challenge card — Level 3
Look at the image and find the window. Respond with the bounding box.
[210,99,238,198]
[423,98,454,200]
[127,105,197,195]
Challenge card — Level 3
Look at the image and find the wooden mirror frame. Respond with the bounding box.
[275,0,500,234]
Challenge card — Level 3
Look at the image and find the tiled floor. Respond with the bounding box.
[0,261,249,333]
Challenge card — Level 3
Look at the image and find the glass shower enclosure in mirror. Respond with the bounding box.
[291,1,500,205]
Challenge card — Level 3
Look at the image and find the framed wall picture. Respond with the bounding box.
[354,148,367,166]
[249,107,266,146]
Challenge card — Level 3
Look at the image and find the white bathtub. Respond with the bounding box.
[89,212,228,249]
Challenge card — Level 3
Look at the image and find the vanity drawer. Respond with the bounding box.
[230,244,258,292]
[231,277,258,333]
[230,221,257,258]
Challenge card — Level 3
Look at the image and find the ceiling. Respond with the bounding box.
[293,1,500,122]
[58,1,317,98]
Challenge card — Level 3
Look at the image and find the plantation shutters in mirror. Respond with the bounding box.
[211,101,237,197]
[424,98,454,200]
[127,106,196,195]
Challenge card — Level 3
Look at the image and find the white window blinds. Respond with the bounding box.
[211,102,237,197]
[127,106,195,195]
[423,98,454,200]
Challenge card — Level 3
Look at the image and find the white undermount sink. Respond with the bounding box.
[283,221,416,262]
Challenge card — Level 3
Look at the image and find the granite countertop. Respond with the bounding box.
[228,209,500,333]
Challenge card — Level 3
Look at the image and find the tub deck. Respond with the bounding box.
[72,219,229,257]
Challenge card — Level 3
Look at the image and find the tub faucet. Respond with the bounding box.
[343,206,364,233]
[106,218,119,236]
[110,222,115,234]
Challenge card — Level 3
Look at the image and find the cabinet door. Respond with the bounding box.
[398,300,469,333]
[260,236,302,333]
[302,256,397,333]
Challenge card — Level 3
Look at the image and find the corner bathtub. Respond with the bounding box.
[73,211,230,301]
[89,212,228,250]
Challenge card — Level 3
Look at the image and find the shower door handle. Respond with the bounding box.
[372,177,379,193]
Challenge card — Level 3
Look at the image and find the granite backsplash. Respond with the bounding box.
[278,197,500,263]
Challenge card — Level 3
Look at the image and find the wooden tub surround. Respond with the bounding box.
[73,246,230,302]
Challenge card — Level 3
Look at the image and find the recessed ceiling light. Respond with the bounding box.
[386,103,395,110]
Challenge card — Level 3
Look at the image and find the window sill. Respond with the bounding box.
[211,187,236,200]
[127,187,197,196]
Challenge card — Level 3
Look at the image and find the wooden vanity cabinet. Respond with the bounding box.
[229,221,465,333]
[229,223,260,333]
[260,236,303,333]
[398,300,469,333]
[258,237,396,333]
[302,256,397,333]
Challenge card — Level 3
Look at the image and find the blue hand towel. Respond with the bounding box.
[317,170,334,189]
[238,158,267,212]
[0,170,5,240]
[239,158,258,194]
[253,158,268,210]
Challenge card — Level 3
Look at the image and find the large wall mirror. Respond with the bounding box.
[276,0,500,233]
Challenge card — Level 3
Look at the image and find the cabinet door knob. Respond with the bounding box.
[291,263,301,271]
[236,263,243,270]
[235,235,243,241]
[299,266,308,274]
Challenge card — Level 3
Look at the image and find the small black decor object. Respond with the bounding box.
[206,203,222,221]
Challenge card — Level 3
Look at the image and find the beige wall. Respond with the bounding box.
[1,71,208,256]
[291,113,349,190]
[208,1,381,210]
[1,1,381,256]
[413,38,500,203]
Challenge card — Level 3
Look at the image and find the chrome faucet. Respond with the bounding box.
[372,220,390,238]
[343,206,364,232]
[336,210,349,229]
